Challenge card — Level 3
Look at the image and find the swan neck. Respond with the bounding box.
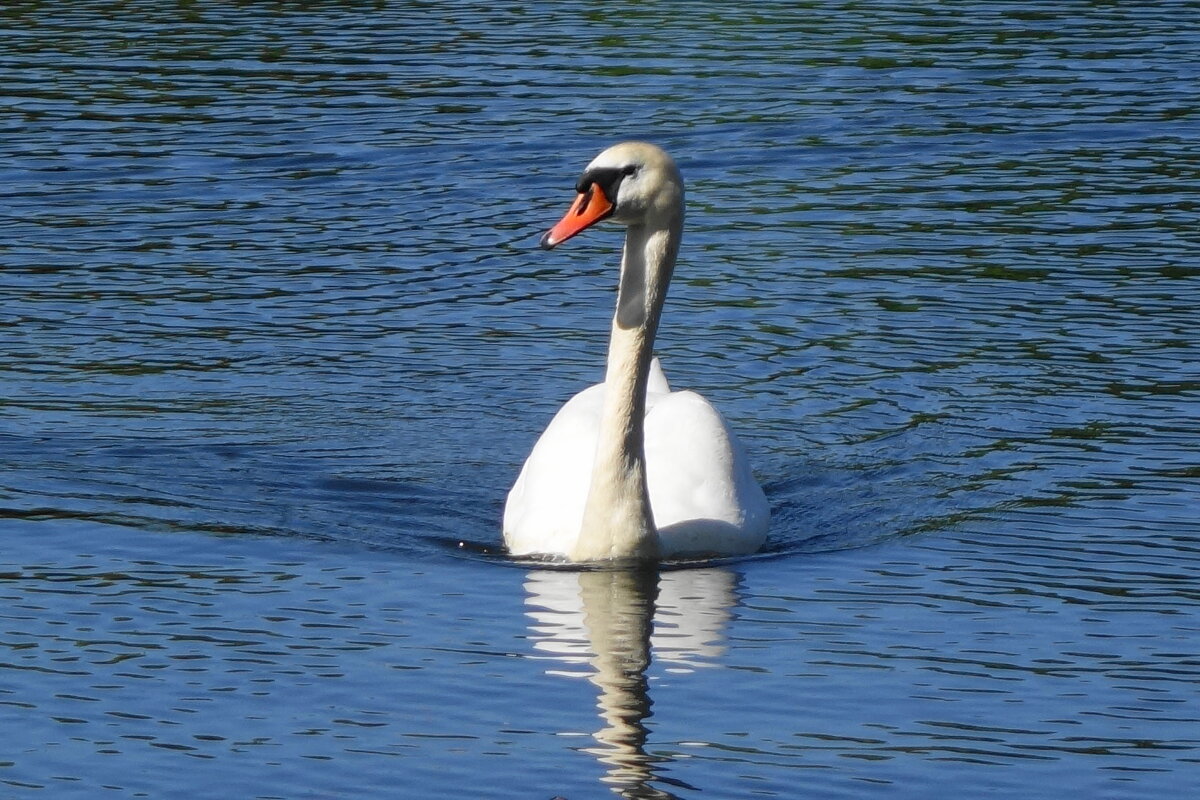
[572,218,680,562]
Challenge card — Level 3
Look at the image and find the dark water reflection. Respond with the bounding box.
[3,1,1199,798]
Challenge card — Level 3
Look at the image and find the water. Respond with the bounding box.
[2,1,1199,797]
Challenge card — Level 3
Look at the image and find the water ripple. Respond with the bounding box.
[2,2,1199,798]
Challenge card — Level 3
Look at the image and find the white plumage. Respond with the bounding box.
[503,142,769,561]
[505,359,768,558]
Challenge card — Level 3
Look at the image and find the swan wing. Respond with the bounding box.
[643,390,769,557]
[504,370,768,559]
[503,383,603,556]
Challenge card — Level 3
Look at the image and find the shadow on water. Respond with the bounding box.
[0,432,499,559]
[0,423,1006,569]
[758,461,981,558]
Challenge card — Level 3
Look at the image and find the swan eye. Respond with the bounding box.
[577,165,634,200]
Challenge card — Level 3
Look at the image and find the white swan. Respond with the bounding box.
[503,142,769,562]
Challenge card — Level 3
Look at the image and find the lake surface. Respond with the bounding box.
[3,1,1199,797]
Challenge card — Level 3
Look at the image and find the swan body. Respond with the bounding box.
[503,142,769,562]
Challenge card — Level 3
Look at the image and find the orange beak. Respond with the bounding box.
[539,183,615,250]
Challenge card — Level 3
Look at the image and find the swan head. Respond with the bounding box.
[541,141,683,250]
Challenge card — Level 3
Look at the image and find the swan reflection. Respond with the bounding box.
[523,567,739,799]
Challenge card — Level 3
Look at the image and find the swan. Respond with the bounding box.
[503,141,769,562]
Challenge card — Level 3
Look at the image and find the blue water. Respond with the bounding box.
[2,2,1199,797]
